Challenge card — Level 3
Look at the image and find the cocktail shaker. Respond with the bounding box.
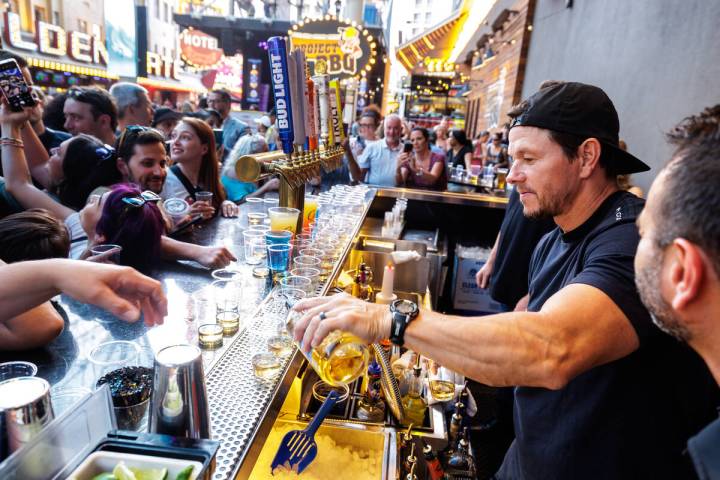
[0,376,54,461]
[148,344,211,439]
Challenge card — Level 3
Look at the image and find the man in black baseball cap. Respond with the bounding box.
[286,81,718,480]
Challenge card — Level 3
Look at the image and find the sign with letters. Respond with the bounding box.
[289,18,376,79]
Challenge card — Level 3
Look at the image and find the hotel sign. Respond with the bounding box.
[179,28,223,69]
[1,12,108,65]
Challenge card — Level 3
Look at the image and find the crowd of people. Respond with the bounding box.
[1,44,718,480]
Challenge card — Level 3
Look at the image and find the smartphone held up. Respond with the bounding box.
[0,59,36,112]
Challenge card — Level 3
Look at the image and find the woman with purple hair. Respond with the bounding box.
[1,103,235,272]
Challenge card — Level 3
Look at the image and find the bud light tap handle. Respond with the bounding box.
[267,37,294,155]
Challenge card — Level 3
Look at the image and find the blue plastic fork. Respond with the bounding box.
[271,390,339,474]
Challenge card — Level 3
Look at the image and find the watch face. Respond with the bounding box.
[395,300,416,314]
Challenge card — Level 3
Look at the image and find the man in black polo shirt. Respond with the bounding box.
[635,105,720,480]
[291,82,718,479]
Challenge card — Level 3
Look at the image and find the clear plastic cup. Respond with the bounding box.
[280,275,312,295]
[0,361,38,381]
[88,340,141,386]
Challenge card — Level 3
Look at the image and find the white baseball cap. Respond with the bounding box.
[254,115,272,128]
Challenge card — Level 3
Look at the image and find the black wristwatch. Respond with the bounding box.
[389,299,419,347]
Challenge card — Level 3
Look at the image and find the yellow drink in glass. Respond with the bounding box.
[303,196,318,229]
[268,207,300,234]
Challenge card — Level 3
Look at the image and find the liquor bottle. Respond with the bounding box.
[286,310,369,386]
[402,366,427,426]
[356,360,385,421]
[448,411,463,446]
[423,442,446,480]
[447,436,472,471]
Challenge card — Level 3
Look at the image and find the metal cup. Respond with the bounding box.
[148,344,211,439]
[0,377,54,461]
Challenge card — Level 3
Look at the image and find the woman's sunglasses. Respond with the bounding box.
[121,190,162,208]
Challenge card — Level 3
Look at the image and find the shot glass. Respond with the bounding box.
[195,191,213,204]
[0,361,38,381]
[263,197,279,215]
[243,230,267,265]
[267,244,292,277]
[247,212,268,226]
[198,324,224,349]
[280,275,312,295]
[90,244,122,264]
[245,197,264,214]
[252,352,281,381]
[265,229,293,246]
[290,267,321,289]
[248,225,270,234]
[293,255,321,269]
[212,279,240,313]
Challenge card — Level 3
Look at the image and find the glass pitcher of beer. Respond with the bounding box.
[286,308,369,386]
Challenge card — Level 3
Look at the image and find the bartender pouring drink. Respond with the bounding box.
[293,82,719,479]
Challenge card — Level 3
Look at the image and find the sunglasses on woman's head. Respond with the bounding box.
[95,145,115,162]
[121,190,162,208]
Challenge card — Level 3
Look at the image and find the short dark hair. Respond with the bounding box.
[507,98,618,178]
[410,127,429,141]
[116,127,165,163]
[656,104,720,276]
[58,134,121,210]
[0,49,28,69]
[210,89,231,103]
[449,129,470,147]
[0,209,70,262]
[360,110,380,126]
[67,86,119,130]
[43,92,68,131]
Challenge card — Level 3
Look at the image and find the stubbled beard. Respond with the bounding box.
[635,249,692,342]
[522,192,565,220]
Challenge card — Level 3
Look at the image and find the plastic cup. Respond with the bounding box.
[88,341,141,387]
[267,244,292,276]
[243,230,267,265]
[263,197,279,215]
[303,195,319,229]
[280,275,312,295]
[212,279,240,313]
[247,212,268,226]
[195,191,213,204]
[290,267,321,288]
[245,197,264,214]
[265,229,293,245]
[294,255,321,269]
[0,361,38,381]
[268,207,301,234]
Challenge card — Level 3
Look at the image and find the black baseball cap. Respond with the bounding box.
[151,107,182,127]
[509,82,650,174]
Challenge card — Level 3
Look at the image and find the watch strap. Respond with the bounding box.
[390,311,410,347]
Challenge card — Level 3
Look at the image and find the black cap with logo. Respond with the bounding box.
[509,82,650,174]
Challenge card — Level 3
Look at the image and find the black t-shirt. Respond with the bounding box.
[689,417,720,480]
[497,191,719,480]
[38,127,71,154]
[489,188,554,306]
[447,144,473,168]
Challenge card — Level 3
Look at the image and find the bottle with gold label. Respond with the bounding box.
[286,310,370,386]
[401,366,427,426]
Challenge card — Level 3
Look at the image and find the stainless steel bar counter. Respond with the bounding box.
[0,186,509,479]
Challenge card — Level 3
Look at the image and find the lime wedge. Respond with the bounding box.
[112,463,137,480]
[175,465,194,480]
[91,474,116,480]
[129,467,169,480]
